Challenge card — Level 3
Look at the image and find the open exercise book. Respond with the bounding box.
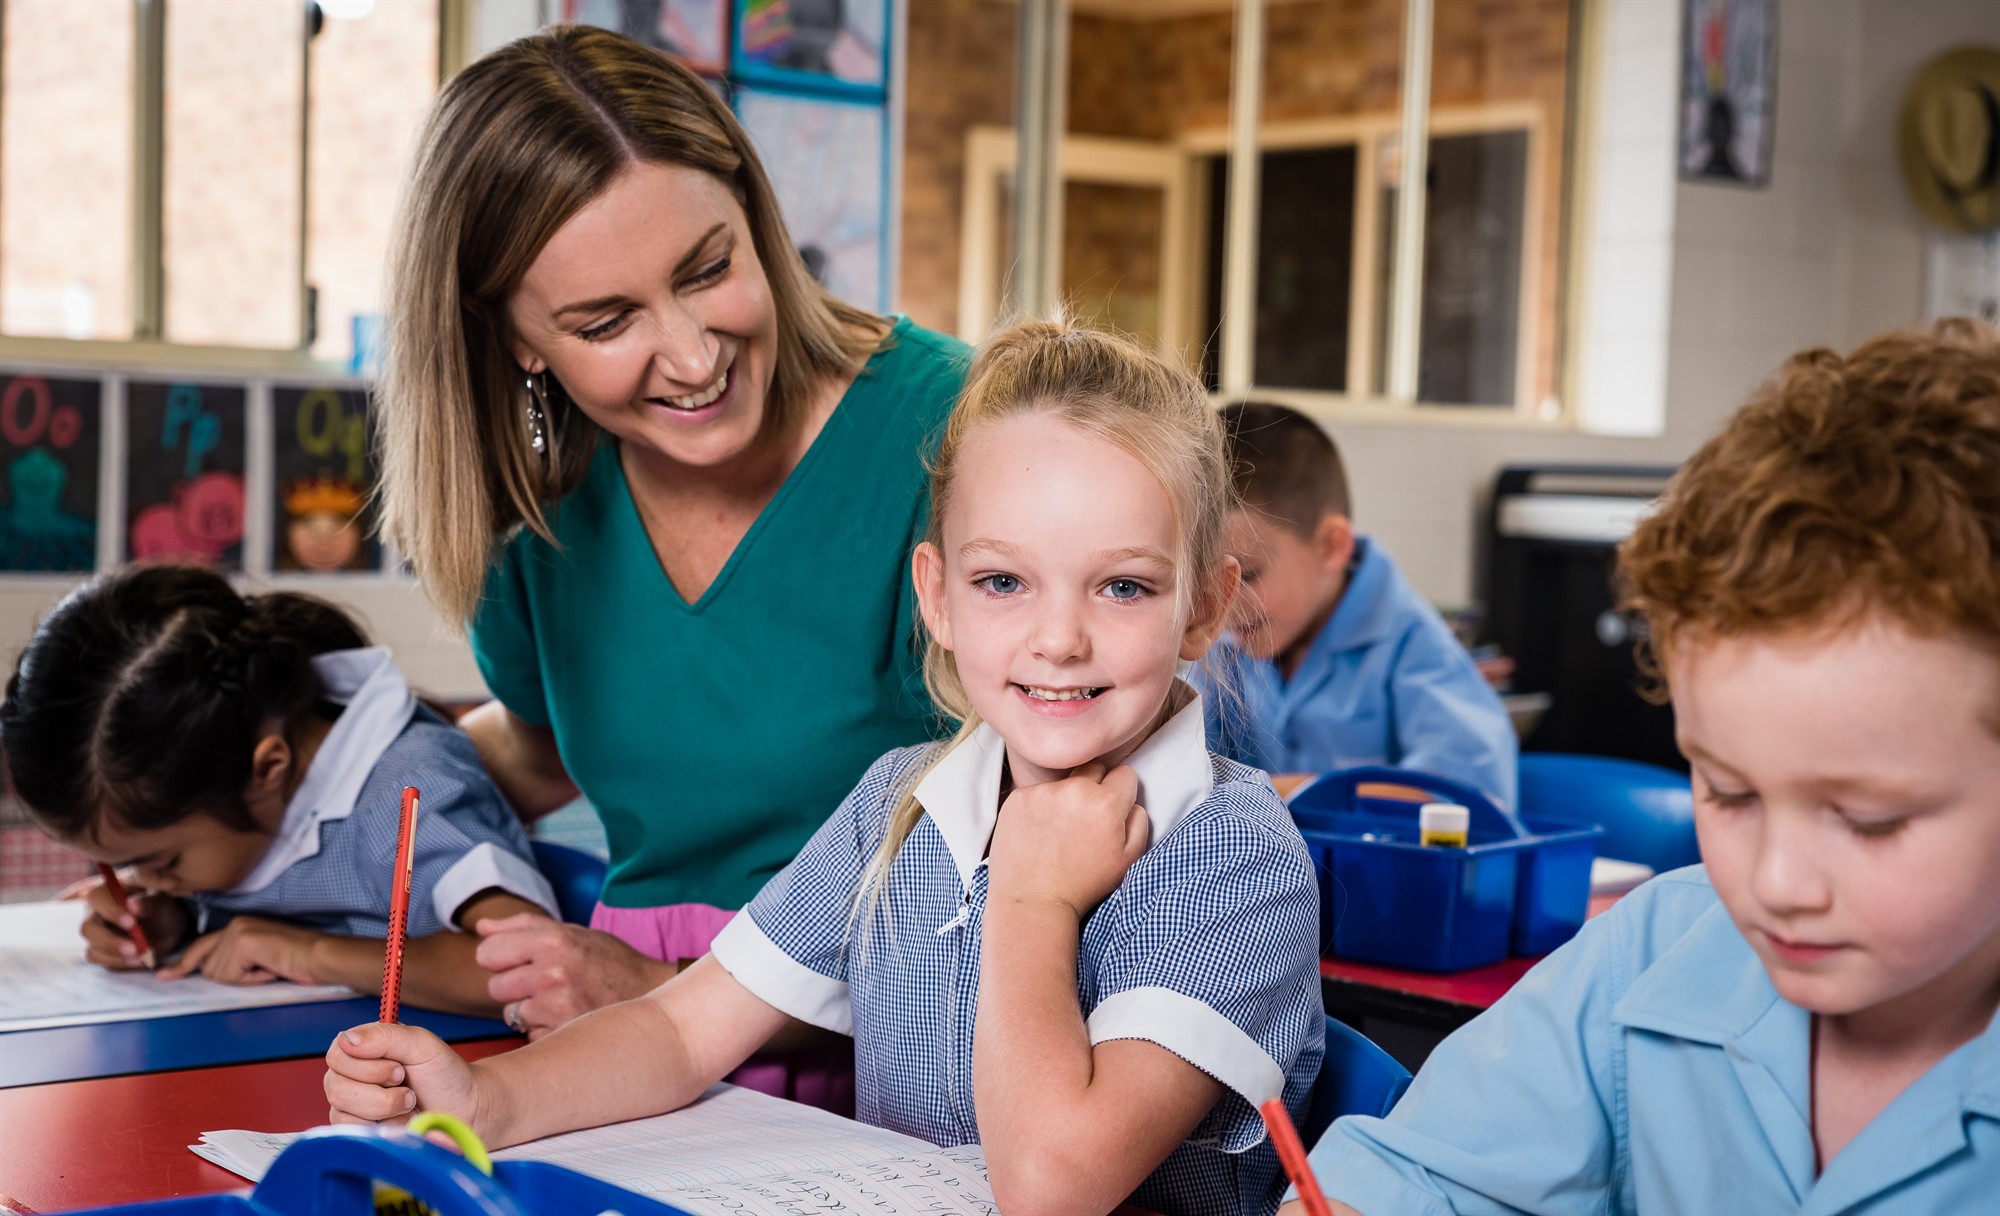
[194,1083,997,1216]
[0,901,354,1032]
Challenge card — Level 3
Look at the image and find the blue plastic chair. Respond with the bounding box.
[1516,752,1699,872]
[530,839,608,926]
[1302,1016,1413,1144]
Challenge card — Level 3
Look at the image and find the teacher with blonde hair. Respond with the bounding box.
[374,25,966,1086]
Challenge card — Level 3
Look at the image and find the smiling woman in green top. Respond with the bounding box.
[373,26,966,1045]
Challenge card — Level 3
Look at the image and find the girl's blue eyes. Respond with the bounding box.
[574,257,733,342]
[971,575,1151,600]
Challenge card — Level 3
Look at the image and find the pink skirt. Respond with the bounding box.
[591,901,855,1116]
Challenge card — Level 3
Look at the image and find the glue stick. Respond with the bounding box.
[1418,803,1469,848]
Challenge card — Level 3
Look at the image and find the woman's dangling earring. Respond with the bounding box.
[523,371,550,460]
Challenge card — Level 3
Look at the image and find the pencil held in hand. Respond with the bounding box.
[379,786,421,1023]
[95,863,157,970]
[1261,1096,1332,1216]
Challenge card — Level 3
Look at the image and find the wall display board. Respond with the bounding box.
[125,380,247,569]
[736,86,889,310]
[271,385,379,573]
[1678,0,1777,187]
[565,0,729,74]
[732,0,889,96]
[0,375,100,572]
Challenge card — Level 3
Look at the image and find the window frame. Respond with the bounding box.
[0,0,458,375]
[991,0,1597,432]
[958,127,1194,356]
[1182,102,1553,419]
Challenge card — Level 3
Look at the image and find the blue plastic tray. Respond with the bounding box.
[1290,766,1603,971]
[62,1124,697,1216]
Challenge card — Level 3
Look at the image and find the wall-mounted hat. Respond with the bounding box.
[1900,46,2000,235]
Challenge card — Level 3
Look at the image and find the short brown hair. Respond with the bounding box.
[1218,401,1351,534]
[1619,319,2000,693]
[376,25,884,626]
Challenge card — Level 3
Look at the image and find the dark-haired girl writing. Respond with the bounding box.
[0,564,558,1017]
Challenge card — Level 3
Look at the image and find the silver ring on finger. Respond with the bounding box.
[504,1000,526,1034]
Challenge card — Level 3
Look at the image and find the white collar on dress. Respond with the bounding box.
[225,647,418,895]
[912,683,1216,889]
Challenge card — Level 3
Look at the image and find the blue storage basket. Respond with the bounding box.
[1290,766,1604,970]
[63,1124,698,1216]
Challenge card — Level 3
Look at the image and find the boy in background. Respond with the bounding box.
[1209,402,1516,808]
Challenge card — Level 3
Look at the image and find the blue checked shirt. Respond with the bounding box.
[712,692,1326,1216]
[196,648,556,939]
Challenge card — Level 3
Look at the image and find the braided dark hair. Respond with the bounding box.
[0,564,368,839]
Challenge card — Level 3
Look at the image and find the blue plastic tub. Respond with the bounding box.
[1290,766,1604,970]
[63,1124,697,1216]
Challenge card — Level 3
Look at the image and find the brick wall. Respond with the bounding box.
[900,0,1018,338]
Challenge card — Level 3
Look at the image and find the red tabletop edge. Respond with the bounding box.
[1320,892,1622,1010]
[0,1039,519,1213]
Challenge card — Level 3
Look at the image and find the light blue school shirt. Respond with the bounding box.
[1305,866,2000,1215]
[197,648,557,939]
[711,693,1327,1216]
[1208,536,1518,809]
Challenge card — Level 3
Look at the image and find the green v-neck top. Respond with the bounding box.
[470,319,970,909]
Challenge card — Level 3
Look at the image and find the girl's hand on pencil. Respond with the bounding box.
[159,915,323,984]
[988,761,1150,920]
[72,878,190,970]
[325,1022,485,1132]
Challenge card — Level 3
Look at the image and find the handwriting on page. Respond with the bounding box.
[0,902,354,1031]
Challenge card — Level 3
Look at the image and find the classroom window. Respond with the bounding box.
[306,0,441,365]
[954,0,1579,420]
[0,0,136,342]
[1199,144,1360,394]
[0,0,441,365]
[162,0,308,350]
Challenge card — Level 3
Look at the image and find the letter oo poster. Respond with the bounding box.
[0,374,101,572]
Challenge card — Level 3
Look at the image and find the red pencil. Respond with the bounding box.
[1260,1097,1333,1216]
[95,863,157,970]
[378,787,421,1024]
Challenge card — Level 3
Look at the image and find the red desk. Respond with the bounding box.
[0,1039,520,1213]
[1318,893,1620,1034]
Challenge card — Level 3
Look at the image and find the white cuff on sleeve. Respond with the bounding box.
[1087,986,1286,1115]
[431,842,560,928]
[710,912,853,1035]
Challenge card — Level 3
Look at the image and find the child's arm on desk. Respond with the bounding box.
[160,891,549,1016]
[975,763,1226,1215]
[324,953,788,1149]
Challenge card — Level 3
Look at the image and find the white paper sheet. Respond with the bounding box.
[192,1084,997,1216]
[0,900,355,1031]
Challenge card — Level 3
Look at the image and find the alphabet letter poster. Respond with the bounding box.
[0,374,100,572]
[125,381,247,569]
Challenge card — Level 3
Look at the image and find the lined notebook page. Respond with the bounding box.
[193,1084,996,1216]
[0,901,354,1031]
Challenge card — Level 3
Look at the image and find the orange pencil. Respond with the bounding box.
[1260,1097,1333,1216]
[379,786,421,1023]
[95,863,157,970]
